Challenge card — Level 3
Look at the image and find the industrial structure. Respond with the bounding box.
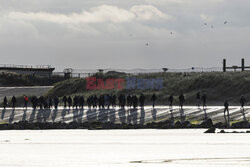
[223,58,249,72]
[0,64,55,77]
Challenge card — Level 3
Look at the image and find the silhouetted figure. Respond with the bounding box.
[104,94,111,109]
[54,96,59,109]
[3,96,8,109]
[224,100,230,126]
[118,94,125,109]
[38,96,44,109]
[121,94,126,109]
[79,96,84,109]
[63,96,67,108]
[93,95,98,108]
[179,93,185,109]
[67,96,72,109]
[87,96,92,109]
[240,95,247,121]
[240,95,246,109]
[11,96,16,109]
[44,97,49,109]
[48,98,53,109]
[31,96,38,109]
[73,96,79,109]
[127,94,132,108]
[151,93,157,108]
[112,95,116,108]
[132,95,138,109]
[99,95,105,109]
[201,93,207,109]
[139,93,145,108]
[23,95,28,109]
[196,92,201,109]
[168,95,173,109]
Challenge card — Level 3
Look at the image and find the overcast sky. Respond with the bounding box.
[0,0,250,71]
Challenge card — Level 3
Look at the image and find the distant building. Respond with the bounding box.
[0,64,55,77]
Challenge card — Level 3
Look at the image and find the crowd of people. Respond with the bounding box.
[0,93,247,111]
[1,96,59,110]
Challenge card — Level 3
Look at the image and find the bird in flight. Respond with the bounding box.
[204,23,207,26]
[170,32,173,35]
[146,43,149,46]
[224,21,227,24]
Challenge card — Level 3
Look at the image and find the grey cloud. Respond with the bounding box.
[0,0,250,71]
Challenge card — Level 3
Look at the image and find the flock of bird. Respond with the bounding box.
[144,20,228,47]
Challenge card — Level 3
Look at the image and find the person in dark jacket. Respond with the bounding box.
[168,95,173,109]
[240,95,246,109]
[151,93,157,108]
[224,100,230,126]
[31,96,38,109]
[93,95,98,108]
[201,93,207,109]
[132,95,138,109]
[48,98,53,109]
[79,96,84,109]
[139,93,145,108]
[3,96,8,109]
[54,96,59,110]
[38,96,44,109]
[11,96,16,109]
[127,94,132,108]
[112,95,116,108]
[63,96,67,108]
[67,96,72,109]
[196,92,201,109]
[179,93,185,109]
[73,96,79,109]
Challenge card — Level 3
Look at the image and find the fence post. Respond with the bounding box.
[242,58,245,71]
[223,59,226,72]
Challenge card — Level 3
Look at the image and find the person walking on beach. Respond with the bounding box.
[201,93,207,109]
[38,96,44,109]
[139,93,145,108]
[240,95,246,109]
[179,93,185,122]
[62,96,67,108]
[224,100,230,126]
[132,95,138,109]
[67,96,72,109]
[73,96,79,109]
[79,96,84,109]
[240,95,246,121]
[54,96,59,110]
[23,95,28,109]
[127,94,132,108]
[3,96,8,109]
[31,96,37,109]
[11,96,16,109]
[179,93,185,109]
[151,93,157,108]
[48,98,53,109]
[168,94,173,109]
[196,92,201,109]
[112,95,116,108]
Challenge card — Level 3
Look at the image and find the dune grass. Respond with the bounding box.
[0,71,65,86]
[46,71,250,105]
